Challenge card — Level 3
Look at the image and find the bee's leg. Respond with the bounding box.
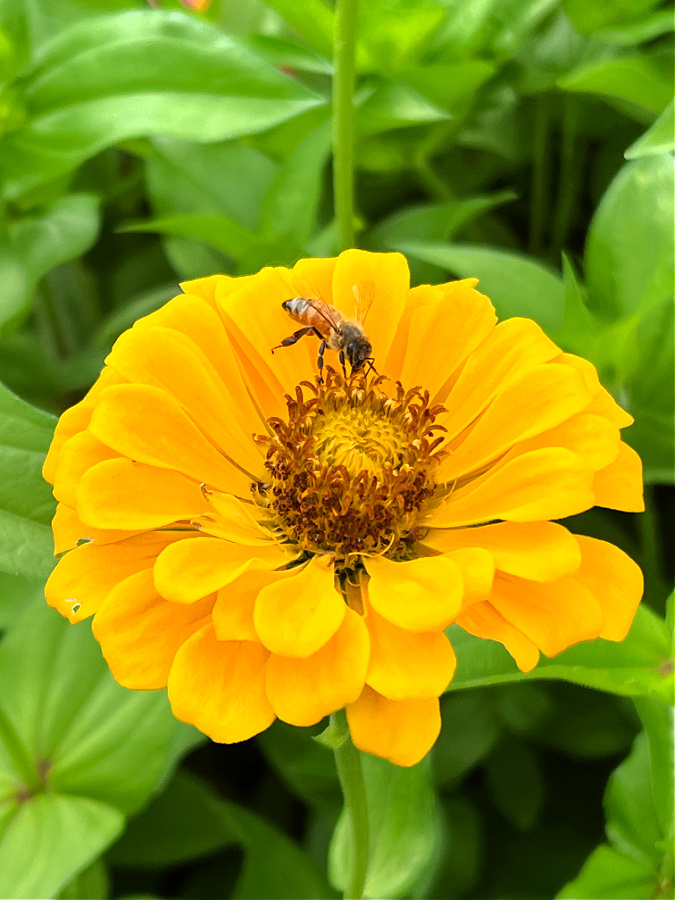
[317,340,327,382]
[338,350,347,378]
[272,326,315,352]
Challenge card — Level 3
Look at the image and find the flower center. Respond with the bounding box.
[254,369,448,564]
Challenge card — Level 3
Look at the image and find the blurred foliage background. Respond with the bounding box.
[0,0,672,898]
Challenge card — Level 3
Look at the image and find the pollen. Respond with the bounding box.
[254,369,449,564]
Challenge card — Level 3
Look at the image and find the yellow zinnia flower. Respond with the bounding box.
[43,250,644,767]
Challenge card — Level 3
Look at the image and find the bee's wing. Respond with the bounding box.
[353,281,375,325]
[304,296,344,331]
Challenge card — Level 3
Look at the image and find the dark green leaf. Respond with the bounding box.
[330,755,441,898]
[0,381,55,578]
[433,693,500,785]
[0,793,123,900]
[121,215,257,262]
[484,736,544,830]
[401,61,495,114]
[257,721,341,809]
[398,241,565,330]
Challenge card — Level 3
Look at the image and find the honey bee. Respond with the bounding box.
[273,291,375,380]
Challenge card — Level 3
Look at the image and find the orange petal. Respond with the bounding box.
[76,459,210,530]
[52,503,140,554]
[53,431,118,508]
[195,491,277,545]
[106,325,264,476]
[212,566,298,642]
[365,606,456,700]
[92,569,214,689]
[331,250,410,367]
[438,317,561,434]
[46,531,190,622]
[558,353,633,428]
[430,447,595,527]
[593,441,645,512]
[443,547,495,600]
[394,281,496,398]
[265,607,370,726]
[168,626,275,743]
[456,601,540,672]
[366,555,463,632]
[573,535,643,641]
[437,363,592,482]
[153,537,288,604]
[346,686,441,767]
[88,383,254,497]
[254,556,346,658]
[489,572,604,657]
[425,522,582,582]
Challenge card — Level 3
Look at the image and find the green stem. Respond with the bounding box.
[0,705,42,795]
[551,95,581,256]
[529,95,551,256]
[333,0,359,251]
[332,710,369,899]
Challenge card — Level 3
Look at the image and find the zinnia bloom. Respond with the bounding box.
[43,251,644,766]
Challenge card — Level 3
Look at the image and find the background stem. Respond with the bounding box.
[332,710,369,899]
[333,0,359,251]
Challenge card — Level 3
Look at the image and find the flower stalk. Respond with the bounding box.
[332,709,370,900]
[333,0,359,251]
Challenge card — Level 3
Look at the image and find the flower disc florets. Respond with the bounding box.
[255,369,448,563]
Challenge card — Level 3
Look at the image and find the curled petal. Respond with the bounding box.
[265,608,370,726]
[574,535,643,641]
[168,626,274,743]
[456,601,540,672]
[593,441,645,512]
[347,686,441,767]
[53,431,118,508]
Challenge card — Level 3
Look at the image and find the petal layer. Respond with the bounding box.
[168,627,275,743]
[456,602,540,672]
[346,686,441,767]
[593,441,645,512]
[574,535,643,641]
[265,608,370,726]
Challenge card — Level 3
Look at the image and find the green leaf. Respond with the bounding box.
[120,215,257,262]
[433,693,500,786]
[634,698,675,843]
[397,241,565,331]
[625,100,675,159]
[0,793,123,900]
[357,81,450,136]
[258,0,334,58]
[257,721,341,809]
[0,194,101,336]
[558,53,674,120]
[557,843,662,899]
[584,155,674,321]
[357,0,446,72]
[0,381,55,578]
[0,10,322,199]
[245,34,332,75]
[445,604,673,704]
[484,736,544,830]
[0,602,191,817]
[330,755,441,898]
[563,0,663,36]
[111,771,334,898]
[400,61,495,114]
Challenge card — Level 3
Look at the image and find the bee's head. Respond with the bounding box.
[346,337,373,372]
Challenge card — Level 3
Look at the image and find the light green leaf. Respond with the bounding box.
[0,793,123,900]
[245,34,332,75]
[0,10,322,199]
[398,241,564,330]
[446,604,673,704]
[557,843,662,899]
[0,381,55,578]
[258,0,334,58]
[357,81,450,136]
[401,61,495,113]
[330,755,441,898]
[585,155,674,321]
[563,0,664,36]
[625,100,675,158]
[0,602,190,817]
[357,0,446,71]
[558,53,674,120]
[120,215,257,262]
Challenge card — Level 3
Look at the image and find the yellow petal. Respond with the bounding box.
[440,547,494,601]
[53,431,118,508]
[489,572,604,657]
[558,353,633,428]
[168,626,275,743]
[254,556,346,658]
[292,256,337,304]
[365,606,456,700]
[265,608,370,726]
[573,535,643,641]
[51,503,140,555]
[456,601,540,672]
[106,325,264,477]
[76,458,210,530]
[366,554,463,632]
[430,447,595,527]
[46,531,190,622]
[346,686,441,767]
[179,275,226,305]
[331,250,410,367]
[593,441,645,512]
[93,569,214,689]
[513,413,621,471]
[437,363,592,482]
[88,383,253,497]
[212,566,298,642]
[153,537,287,604]
[394,281,496,398]
[425,522,582,582]
[438,317,561,434]
[196,491,276,545]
